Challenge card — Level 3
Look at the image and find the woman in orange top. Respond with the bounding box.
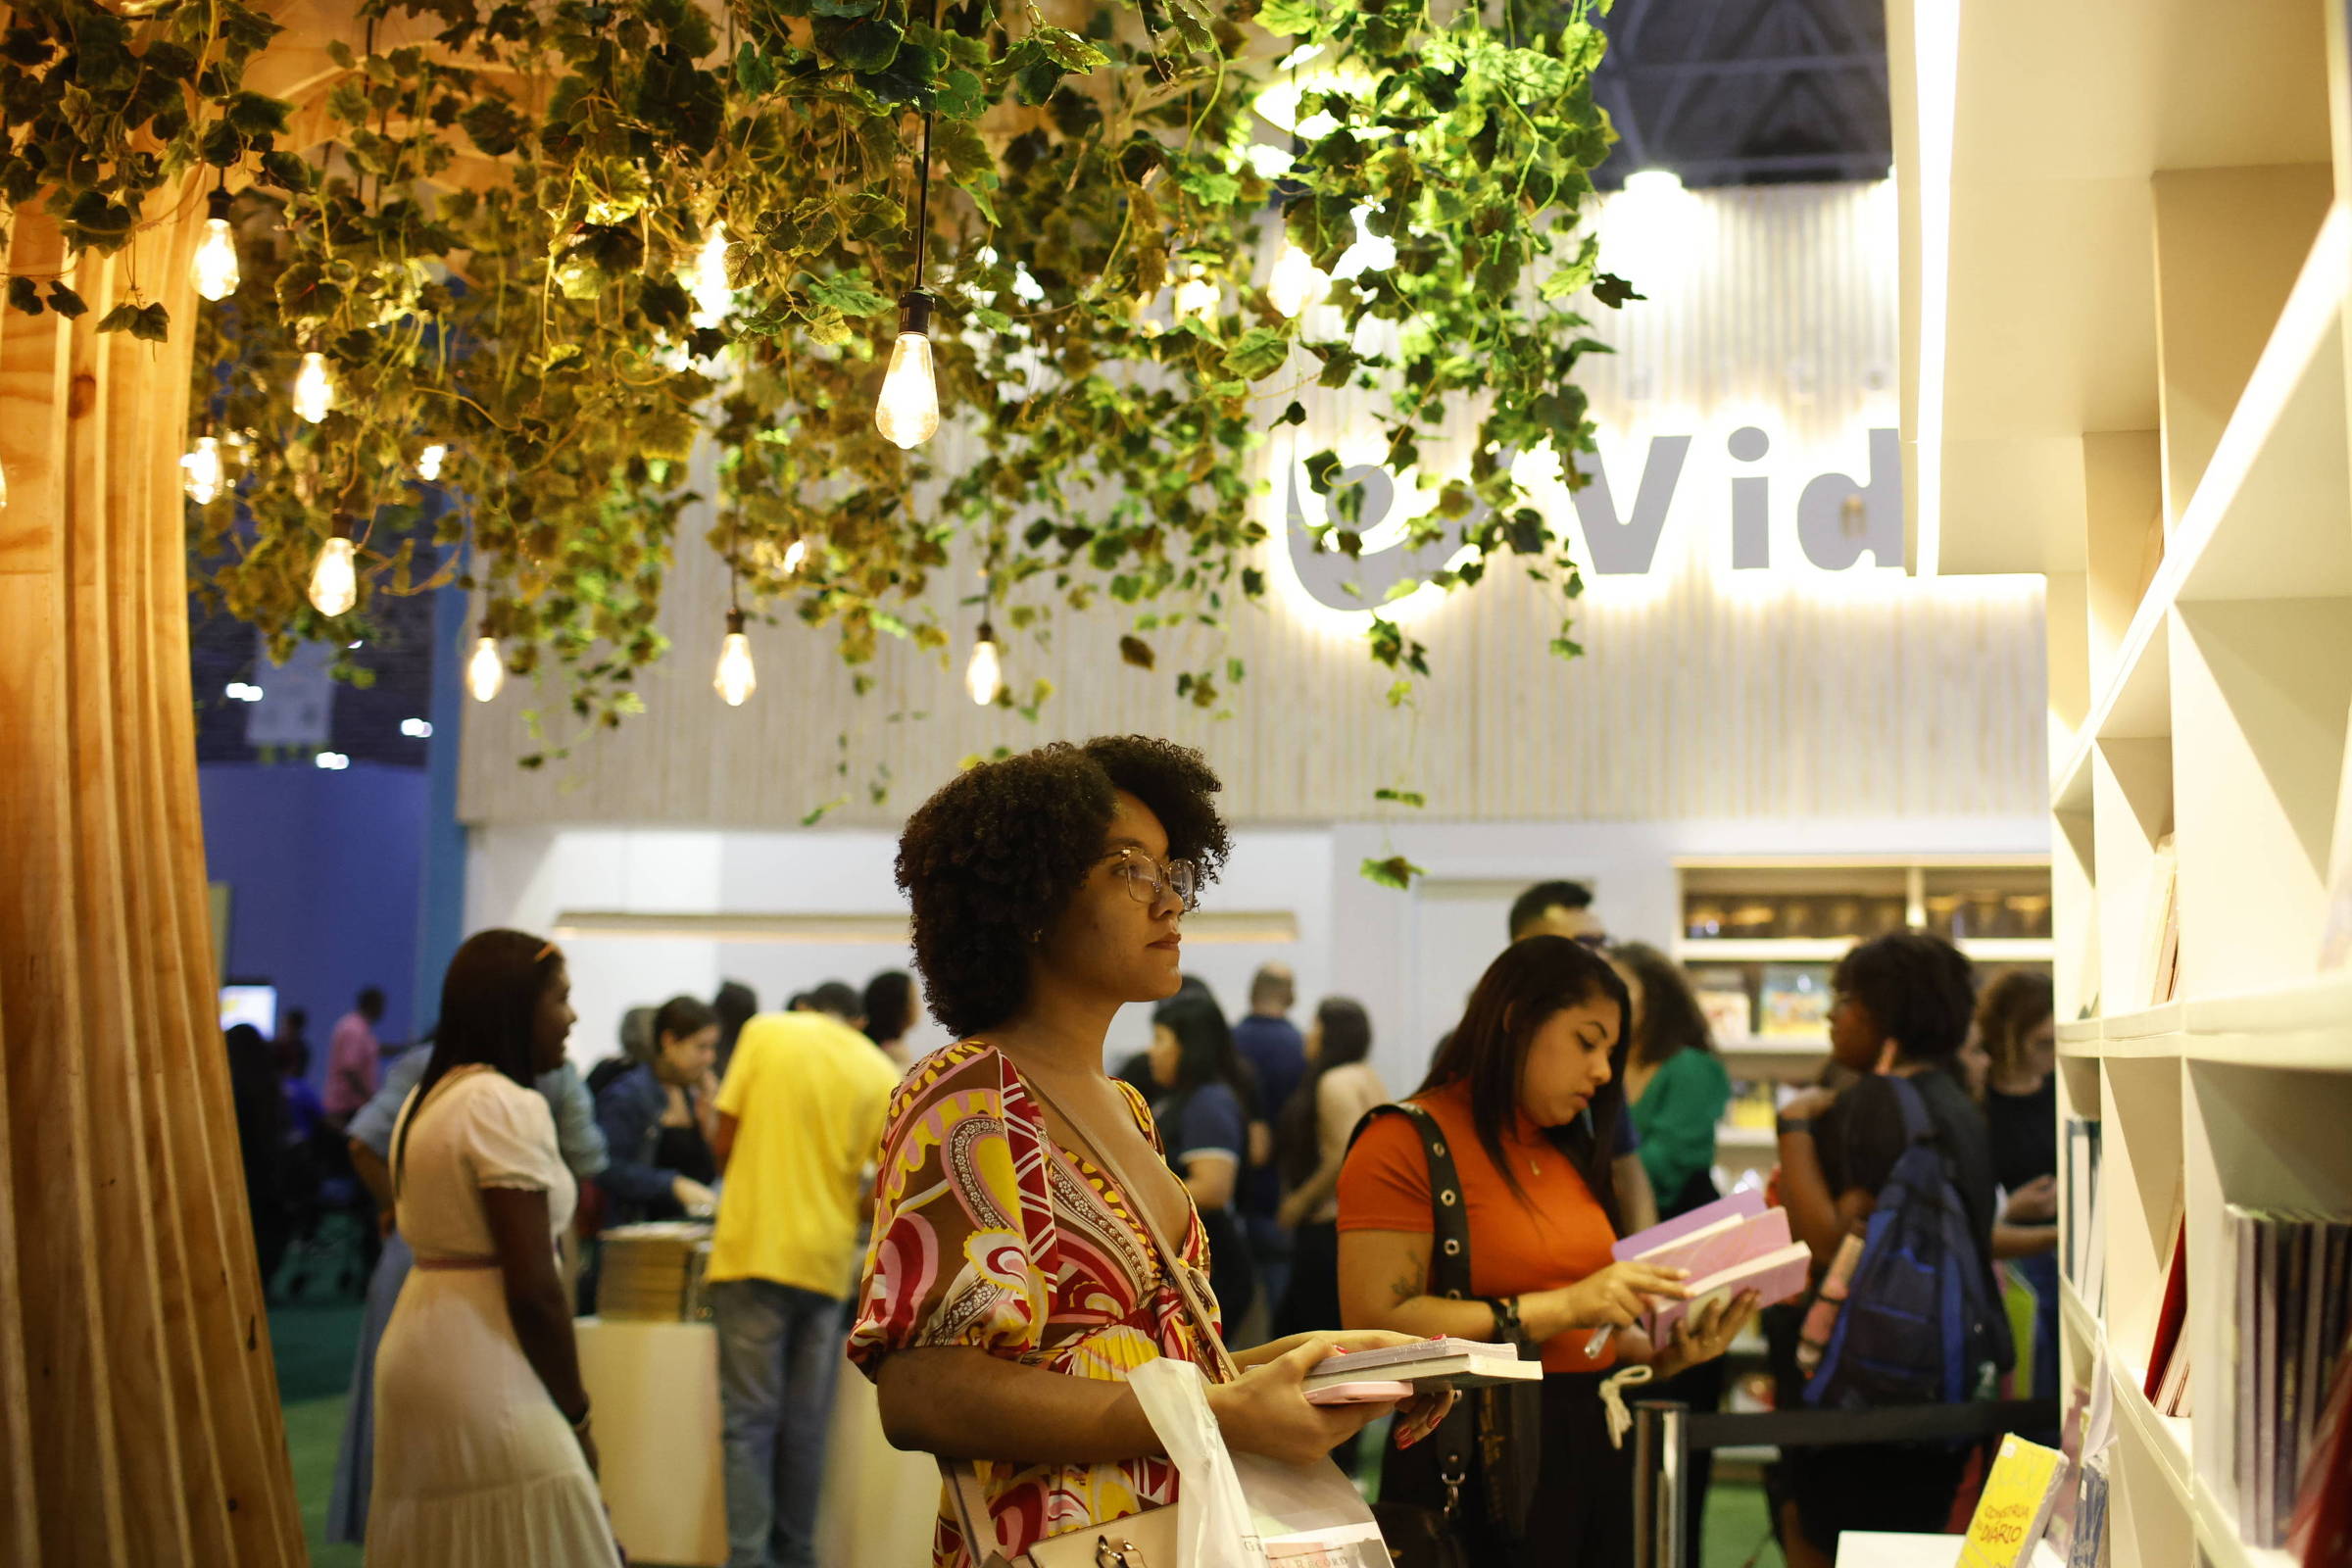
[1338,936,1759,1567]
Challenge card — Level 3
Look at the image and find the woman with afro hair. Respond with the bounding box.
[849,735,1451,1568]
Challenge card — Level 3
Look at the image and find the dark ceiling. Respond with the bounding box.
[1589,0,1892,188]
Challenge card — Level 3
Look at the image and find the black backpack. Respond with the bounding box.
[1803,1075,2011,1410]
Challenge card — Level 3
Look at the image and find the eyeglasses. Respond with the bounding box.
[1573,933,1609,952]
[1109,848,1199,911]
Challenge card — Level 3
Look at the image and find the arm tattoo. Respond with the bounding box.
[1388,1239,1432,1305]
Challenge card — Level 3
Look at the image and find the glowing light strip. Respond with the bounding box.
[548,909,1299,944]
[1909,0,1962,579]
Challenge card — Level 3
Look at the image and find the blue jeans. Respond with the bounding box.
[710,1278,845,1568]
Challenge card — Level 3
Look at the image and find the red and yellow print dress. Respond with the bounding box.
[849,1039,1223,1568]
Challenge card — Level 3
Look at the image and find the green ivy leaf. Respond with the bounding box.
[1118,634,1155,669]
[1373,788,1427,808]
[44,281,86,318]
[1222,326,1289,381]
[804,270,889,318]
[1031,25,1108,73]
[1358,855,1425,891]
[935,66,985,121]
[1592,271,1644,309]
[7,276,41,316]
[94,302,138,334]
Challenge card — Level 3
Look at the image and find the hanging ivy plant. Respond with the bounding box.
[6,0,1629,781]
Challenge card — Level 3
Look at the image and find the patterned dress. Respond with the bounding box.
[849,1040,1224,1568]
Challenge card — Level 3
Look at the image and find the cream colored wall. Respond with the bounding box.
[459,181,2049,829]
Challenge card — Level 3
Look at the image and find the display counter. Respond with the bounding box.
[576,1310,942,1568]
[576,1315,730,1566]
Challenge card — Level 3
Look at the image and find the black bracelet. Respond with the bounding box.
[1485,1295,1524,1344]
[1776,1116,1814,1138]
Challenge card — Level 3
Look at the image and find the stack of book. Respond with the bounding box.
[596,1220,715,1322]
[2062,1117,2103,1309]
[2208,1205,2352,1549]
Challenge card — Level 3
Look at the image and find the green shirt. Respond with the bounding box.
[1628,1048,1732,1211]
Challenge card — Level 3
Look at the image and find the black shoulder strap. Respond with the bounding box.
[1350,1102,1474,1300]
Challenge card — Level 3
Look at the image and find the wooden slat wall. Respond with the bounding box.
[460,181,2048,829]
[0,201,304,1563]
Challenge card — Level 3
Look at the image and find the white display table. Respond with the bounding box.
[1834,1533,2064,1568]
[576,1312,943,1568]
[575,1316,730,1568]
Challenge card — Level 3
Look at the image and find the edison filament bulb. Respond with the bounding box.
[874,292,942,450]
[292,352,334,423]
[964,622,1004,707]
[191,187,241,302]
[308,529,358,617]
[181,436,223,504]
[712,609,757,707]
[466,635,506,703]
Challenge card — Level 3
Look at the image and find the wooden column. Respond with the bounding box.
[0,188,305,1565]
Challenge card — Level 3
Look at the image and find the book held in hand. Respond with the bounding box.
[1612,1190,1812,1340]
[1303,1340,1541,1392]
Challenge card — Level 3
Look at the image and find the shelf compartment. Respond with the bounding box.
[2191,1477,2299,1568]
[2169,597,2352,999]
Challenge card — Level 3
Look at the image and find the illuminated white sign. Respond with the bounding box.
[1284,424,1902,614]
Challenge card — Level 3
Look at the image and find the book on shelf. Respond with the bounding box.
[1611,1191,1810,1339]
[1757,965,1830,1039]
[2066,1452,2109,1568]
[1693,984,1754,1046]
[2062,1118,2102,1291]
[2143,1200,2188,1415]
[2137,834,2180,1006]
[2220,1204,2352,1550]
[1958,1434,2071,1568]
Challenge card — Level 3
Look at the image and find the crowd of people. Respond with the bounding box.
[223,731,2064,1568]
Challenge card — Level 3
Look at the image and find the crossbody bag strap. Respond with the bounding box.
[1348,1103,1475,1301]
[940,1456,1011,1568]
[1019,1072,1241,1384]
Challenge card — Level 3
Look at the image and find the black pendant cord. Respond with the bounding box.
[907,0,945,294]
[727,508,743,616]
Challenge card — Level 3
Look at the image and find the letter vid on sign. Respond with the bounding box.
[1279,423,1906,618]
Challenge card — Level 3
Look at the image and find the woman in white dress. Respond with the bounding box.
[368,930,620,1567]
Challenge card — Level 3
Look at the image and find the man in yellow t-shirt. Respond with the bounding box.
[709,1000,901,1568]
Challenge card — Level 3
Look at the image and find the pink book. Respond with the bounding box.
[1614,1191,1810,1341]
[1611,1189,1768,1263]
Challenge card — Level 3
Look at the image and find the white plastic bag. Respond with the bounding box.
[1130,1356,1265,1568]
[1128,1357,1394,1568]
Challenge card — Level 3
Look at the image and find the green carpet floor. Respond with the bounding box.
[268,1299,1782,1567]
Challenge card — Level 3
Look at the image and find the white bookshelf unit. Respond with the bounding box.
[1894,0,2352,1562]
[1672,857,2054,1171]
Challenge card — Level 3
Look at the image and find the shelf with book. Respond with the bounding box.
[2108,1353,2194,1513]
[2190,1477,2298,1568]
[1896,0,2352,1559]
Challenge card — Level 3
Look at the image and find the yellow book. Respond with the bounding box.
[1960,1435,2071,1568]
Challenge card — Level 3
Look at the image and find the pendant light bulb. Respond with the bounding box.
[308,523,359,617]
[964,621,1004,707]
[181,435,223,505]
[687,220,733,328]
[713,609,757,707]
[1266,238,1328,318]
[416,444,448,482]
[875,292,941,450]
[292,351,334,423]
[783,537,809,574]
[466,633,506,703]
[192,187,241,302]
